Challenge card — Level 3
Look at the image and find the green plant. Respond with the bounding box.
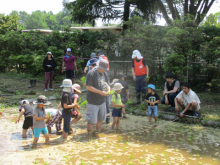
[79,76,86,85]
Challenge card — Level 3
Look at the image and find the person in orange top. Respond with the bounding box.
[131,50,149,104]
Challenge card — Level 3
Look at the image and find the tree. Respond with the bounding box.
[201,12,220,27]
[156,0,216,26]
[25,11,49,29]
[66,0,158,30]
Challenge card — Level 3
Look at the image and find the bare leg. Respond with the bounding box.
[96,120,103,132]
[165,95,169,105]
[44,133,49,144]
[31,127,34,136]
[47,127,52,134]
[149,116,152,122]
[154,117,158,122]
[87,123,94,133]
[33,137,39,146]
[116,117,120,130]
[22,129,28,138]
[176,98,185,112]
[72,78,75,84]
[62,131,68,140]
[192,100,198,111]
[112,117,117,129]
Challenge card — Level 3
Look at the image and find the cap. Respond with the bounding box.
[96,59,109,71]
[67,48,71,52]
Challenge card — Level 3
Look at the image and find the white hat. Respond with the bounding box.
[67,48,71,52]
[60,79,72,88]
[132,50,143,60]
[112,83,124,91]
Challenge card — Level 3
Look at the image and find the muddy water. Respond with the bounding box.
[0,107,220,165]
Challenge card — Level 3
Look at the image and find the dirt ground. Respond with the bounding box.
[0,73,220,165]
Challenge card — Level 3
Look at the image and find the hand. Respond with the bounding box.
[44,116,49,120]
[62,69,64,73]
[121,104,125,108]
[175,106,179,112]
[99,91,109,96]
[133,75,136,81]
[76,69,78,72]
[179,113,184,117]
[151,102,155,106]
[84,70,87,74]
[16,119,20,124]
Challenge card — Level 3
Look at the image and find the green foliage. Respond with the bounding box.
[78,76,86,85]
[163,53,187,81]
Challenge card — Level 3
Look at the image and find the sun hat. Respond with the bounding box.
[89,58,98,66]
[91,52,98,59]
[132,50,143,60]
[72,84,81,93]
[67,48,71,52]
[110,79,119,86]
[148,84,156,91]
[60,79,72,88]
[33,95,51,105]
[46,51,54,58]
[113,83,124,91]
[96,59,109,71]
[20,100,29,105]
[96,50,103,55]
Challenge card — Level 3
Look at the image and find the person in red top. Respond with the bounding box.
[131,50,149,104]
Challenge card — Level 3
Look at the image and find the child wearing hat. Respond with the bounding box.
[16,100,34,138]
[33,95,51,146]
[146,84,160,122]
[111,83,125,130]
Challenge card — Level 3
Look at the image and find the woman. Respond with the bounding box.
[43,52,57,91]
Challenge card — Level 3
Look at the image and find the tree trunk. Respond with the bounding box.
[122,0,130,31]
[157,0,172,25]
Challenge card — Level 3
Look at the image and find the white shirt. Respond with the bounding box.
[176,89,201,107]
[45,108,58,116]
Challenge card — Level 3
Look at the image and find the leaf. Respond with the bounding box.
[108,90,115,95]
[79,76,86,84]
[125,99,132,106]
[47,112,51,118]
[80,100,88,107]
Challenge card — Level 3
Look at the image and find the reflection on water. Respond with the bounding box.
[0,109,220,165]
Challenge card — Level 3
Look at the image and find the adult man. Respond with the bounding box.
[131,50,149,104]
[97,50,110,123]
[62,48,78,83]
[86,59,110,133]
[84,52,98,73]
[175,82,201,117]
[161,73,180,111]
[115,74,129,119]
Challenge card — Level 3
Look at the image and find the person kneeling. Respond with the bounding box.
[175,82,201,118]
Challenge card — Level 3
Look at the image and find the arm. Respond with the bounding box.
[126,89,129,100]
[62,61,65,73]
[111,102,124,108]
[166,87,178,94]
[84,66,89,73]
[174,97,179,111]
[16,109,25,123]
[73,98,80,113]
[146,65,149,77]
[74,61,78,72]
[34,114,48,121]
[181,103,191,113]
[163,89,168,95]
[86,85,109,96]
[131,68,136,81]
[57,103,61,110]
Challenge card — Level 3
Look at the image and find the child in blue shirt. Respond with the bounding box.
[146,84,160,122]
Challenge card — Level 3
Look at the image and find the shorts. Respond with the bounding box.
[23,116,33,130]
[65,70,75,79]
[112,108,122,117]
[86,102,106,124]
[62,110,72,133]
[148,106,158,117]
[121,98,127,104]
[34,127,48,138]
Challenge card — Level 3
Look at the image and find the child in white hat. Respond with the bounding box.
[111,83,125,130]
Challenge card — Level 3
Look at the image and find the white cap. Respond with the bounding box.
[47,51,52,55]
[67,48,71,52]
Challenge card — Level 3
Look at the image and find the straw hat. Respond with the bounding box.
[112,83,124,91]
[72,84,81,93]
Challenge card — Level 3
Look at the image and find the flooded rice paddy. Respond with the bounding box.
[0,106,220,165]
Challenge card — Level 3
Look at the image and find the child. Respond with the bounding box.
[111,83,125,130]
[146,84,160,122]
[71,84,82,125]
[33,95,51,146]
[16,100,34,138]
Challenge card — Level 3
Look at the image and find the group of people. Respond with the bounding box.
[16,49,201,145]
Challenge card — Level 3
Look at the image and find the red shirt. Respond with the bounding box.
[134,58,147,76]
